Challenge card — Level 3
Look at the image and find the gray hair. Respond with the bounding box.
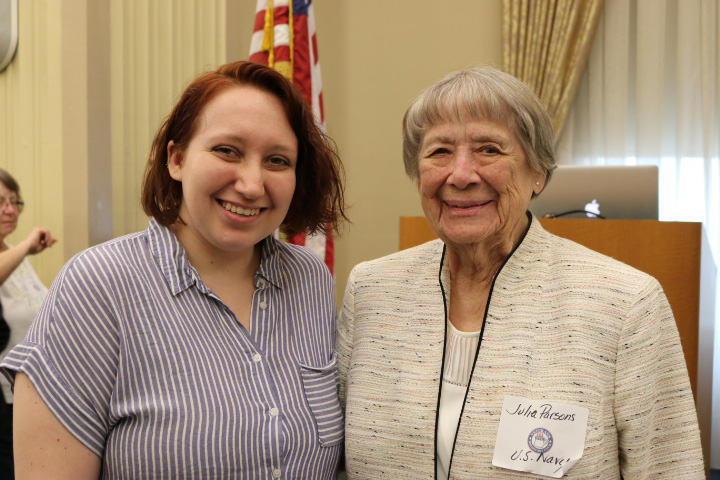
[0,168,21,197]
[402,66,556,190]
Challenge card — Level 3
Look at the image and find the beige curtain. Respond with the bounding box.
[556,1,720,466]
[503,0,604,137]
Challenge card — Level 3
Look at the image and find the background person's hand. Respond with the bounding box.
[23,227,57,255]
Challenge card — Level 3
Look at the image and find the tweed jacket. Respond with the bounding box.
[337,217,704,479]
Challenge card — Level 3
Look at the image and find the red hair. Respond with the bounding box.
[141,61,346,236]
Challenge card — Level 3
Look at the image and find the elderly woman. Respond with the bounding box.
[337,67,703,479]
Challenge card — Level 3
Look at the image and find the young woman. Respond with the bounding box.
[2,61,347,479]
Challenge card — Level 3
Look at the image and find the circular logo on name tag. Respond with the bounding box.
[527,428,553,453]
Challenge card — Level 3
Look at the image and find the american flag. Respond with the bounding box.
[249,0,334,275]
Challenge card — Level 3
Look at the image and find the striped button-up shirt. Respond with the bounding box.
[1,219,343,479]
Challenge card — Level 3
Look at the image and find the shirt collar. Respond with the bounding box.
[147,218,195,295]
[256,235,284,289]
[147,219,286,295]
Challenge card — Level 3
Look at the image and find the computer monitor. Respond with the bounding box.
[529,165,659,220]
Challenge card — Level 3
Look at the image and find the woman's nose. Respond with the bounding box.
[446,151,480,189]
[234,162,265,199]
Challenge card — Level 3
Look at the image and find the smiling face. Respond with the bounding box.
[168,85,298,259]
[417,114,545,251]
[0,181,19,241]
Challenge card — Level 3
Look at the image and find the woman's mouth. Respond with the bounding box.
[221,201,261,216]
[445,200,492,208]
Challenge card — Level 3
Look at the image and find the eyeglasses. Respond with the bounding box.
[0,197,24,213]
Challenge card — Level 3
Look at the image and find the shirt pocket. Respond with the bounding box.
[298,352,344,447]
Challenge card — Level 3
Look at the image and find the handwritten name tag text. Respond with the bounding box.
[505,402,576,421]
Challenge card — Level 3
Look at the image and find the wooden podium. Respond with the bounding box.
[400,217,716,473]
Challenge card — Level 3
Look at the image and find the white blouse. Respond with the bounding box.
[0,251,48,402]
[436,320,481,480]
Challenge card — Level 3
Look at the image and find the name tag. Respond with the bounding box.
[492,396,589,478]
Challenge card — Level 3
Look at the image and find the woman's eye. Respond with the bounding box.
[480,145,501,154]
[430,148,450,156]
[267,156,292,167]
[213,146,238,157]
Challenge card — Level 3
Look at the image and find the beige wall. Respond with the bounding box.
[1,0,502,299]
[0,0,64,287]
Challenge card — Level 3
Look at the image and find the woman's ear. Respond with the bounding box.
[167,141,183,181]
[533,172,546,195]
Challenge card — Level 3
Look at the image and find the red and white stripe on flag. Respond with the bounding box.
[249,0,334,275]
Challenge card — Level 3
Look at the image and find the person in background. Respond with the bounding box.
[2,60,347,479]
[0,168,57,477]
[337,66,704,479]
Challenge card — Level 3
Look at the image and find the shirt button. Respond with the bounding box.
[272,469,281,478]
[269,407,279,417]
[252,353,262,363]
[258,278,266,286]
[259,301,268,310]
